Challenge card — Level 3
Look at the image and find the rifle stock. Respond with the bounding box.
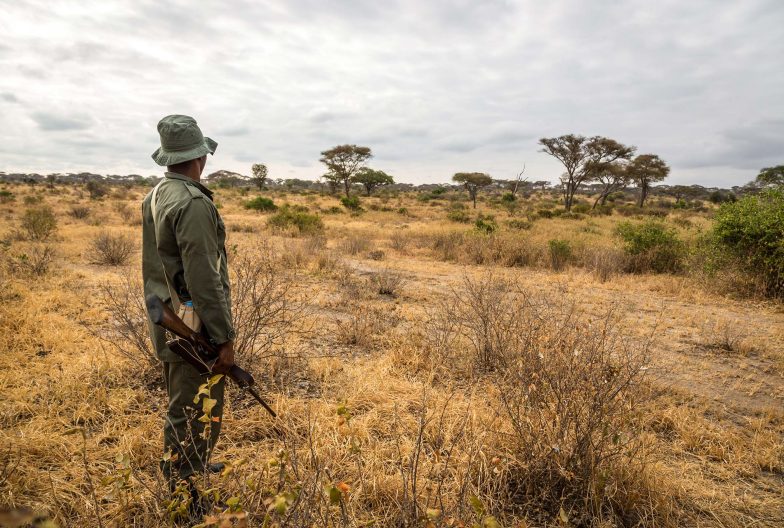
[146,294,277,418]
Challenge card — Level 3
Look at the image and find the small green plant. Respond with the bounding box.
[548,239,572,271]
[0,190,14,203]
[616,220,685,273]
[267,206,324,235]
[474,214,497,234]
[572,203,591,214]
[244,196,277,212]
[396,207,409,216]
[22,206,57,240]
[341,195,362,211]
[447,209,471,223]
[501,192,516,203]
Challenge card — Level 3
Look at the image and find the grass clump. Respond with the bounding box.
[244,196,278,212]
[267,205,324,236]
[548,239,572,271]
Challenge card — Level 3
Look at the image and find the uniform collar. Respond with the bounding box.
[164,171,214,200]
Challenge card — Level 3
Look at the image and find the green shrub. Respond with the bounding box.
[397,207,409,216]
[86,180,109,200]
[536,209,554,219]
[323,206,344,215]
[571,203,591,214]
[341,195,362,211]
[0,190,14,203]
[23,195,42,205]
[243,196,277,212]
[22,206,57,240]
[548,239,572,271]
[267,206,324,236]
[712,189,784,297]
[615,220,685,273]
[560,212,586,220]
[501,192,516,203]
[590,204,614,216]
[474,215,497,234]
[447,209,471,223]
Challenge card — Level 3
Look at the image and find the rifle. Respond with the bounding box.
[145,294,277,418]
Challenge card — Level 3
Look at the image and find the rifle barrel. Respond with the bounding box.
[245,386,277,418]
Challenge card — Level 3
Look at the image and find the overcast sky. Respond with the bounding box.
[1,0,782,186]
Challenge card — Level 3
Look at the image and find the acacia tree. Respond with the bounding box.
[539,135,635,211]
[589,161,629,208]
[756,165,784,186]
[351,168,394,196]
[453,172,493,208]
[319,144,373,198]
[251,163,268,189]
[628,154,670,207]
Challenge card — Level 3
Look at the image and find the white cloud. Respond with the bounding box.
[0,0,782,186]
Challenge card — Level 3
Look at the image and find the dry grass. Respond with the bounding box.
[0,183,782,527]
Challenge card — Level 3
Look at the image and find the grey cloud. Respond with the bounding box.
[0,0,782,187]
[31,112,93,131]
[1,93,19,103]
[217,125,251,137]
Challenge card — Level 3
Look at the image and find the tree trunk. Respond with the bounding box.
[638,183,648,207]
[365,184,372,196]
[344,177,351,198]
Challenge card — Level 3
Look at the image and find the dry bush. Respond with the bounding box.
[230,246,311,368]
[700,319,749,354]
[419,273,660,523]
[430,231,464,261]
[87,231,136,266]
[9,243,56,276]
[69,205,91,219]
[115,202,142,225]
[448,273,526,371]
[93,271,157,370]
[494,303,654,523]
[21,206,57,240]
[389,231,410,254]
[335,303,395,347]
[369,268,406,296]
[340,236,370,256]
[585,246,626,282]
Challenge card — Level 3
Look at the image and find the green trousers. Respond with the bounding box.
[161,361,226,484]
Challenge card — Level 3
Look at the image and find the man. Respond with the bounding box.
[141,114,234,515]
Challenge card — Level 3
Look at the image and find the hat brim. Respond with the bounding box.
[151,137,217,166]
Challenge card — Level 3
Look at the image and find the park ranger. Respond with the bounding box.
[141,114,234,516]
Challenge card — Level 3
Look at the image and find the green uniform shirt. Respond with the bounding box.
[142,172,234,362]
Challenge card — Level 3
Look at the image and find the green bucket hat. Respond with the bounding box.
[151,114,218,166]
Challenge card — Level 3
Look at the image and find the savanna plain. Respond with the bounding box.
[0,182,782,527]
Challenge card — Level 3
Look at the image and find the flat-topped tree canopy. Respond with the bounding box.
[453,172,493,208]
[319,144,373,198]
